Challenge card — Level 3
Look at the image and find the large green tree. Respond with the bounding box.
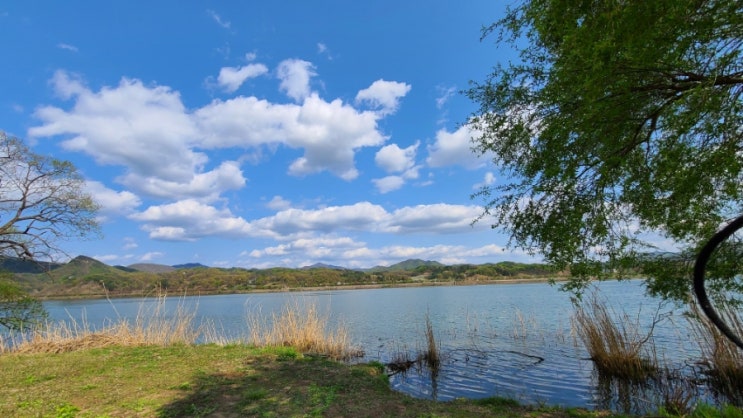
[0,131,100,330]
[467,0,742,301]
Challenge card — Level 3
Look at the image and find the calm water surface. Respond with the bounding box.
[43,280,701,412]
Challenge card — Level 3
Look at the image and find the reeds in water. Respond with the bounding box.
[7,295,211,354]
[688,299,743,405]
[423,313,440,370]
[246,300,362,361]
[572,291,659,381]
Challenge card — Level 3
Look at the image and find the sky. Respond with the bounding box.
[0,1,539,269]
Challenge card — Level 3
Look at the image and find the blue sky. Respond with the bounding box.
[0,1,539,269]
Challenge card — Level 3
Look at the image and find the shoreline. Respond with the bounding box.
[37,276,568,301]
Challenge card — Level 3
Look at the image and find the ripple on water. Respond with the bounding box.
[389,339,597,407]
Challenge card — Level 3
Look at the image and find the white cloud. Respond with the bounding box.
[196,94,385,180]
[85,180,141,218]
[375,142,418,173]
[426,125,485,169]
[386,204,485,234]
[120,160,246,201]
[247,236,362,259]
[435,85,456,109]
[29,72,251,201]
[130,200,257,241]
[122,237,138,250]
[277,59,316,102]
[266,196,291,210]
[372,176,405,194]
[373,142,421,192]
[243,239,528,269]
[126,197,486,242]
[207,9,231,29]
[140,251,165,261]
[217,63,268,93]
[30,69,392,191]
[48,70,86,99]
[57,43,78,52]
[355,79,411,115]
[252,202,389,237]
[473,172,496,190]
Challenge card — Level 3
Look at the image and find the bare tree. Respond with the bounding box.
[0,132,100,262]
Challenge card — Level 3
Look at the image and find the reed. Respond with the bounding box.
[688,299,743,406]
[422,313,440,370]
[571,291,658,381]
[7,295,210,354]
[246,300,362,361]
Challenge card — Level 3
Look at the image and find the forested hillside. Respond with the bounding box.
[6,256,563,298]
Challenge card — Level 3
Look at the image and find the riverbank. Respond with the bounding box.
[0,343,624,417]
[36,276,564,301]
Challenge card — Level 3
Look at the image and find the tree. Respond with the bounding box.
[466,0,742,301]
[0,131,100,329]
[0,274,47,331]
[0,132,100,260]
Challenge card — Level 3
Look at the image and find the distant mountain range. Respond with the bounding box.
[0,256,451,275]
[3,255,560,299]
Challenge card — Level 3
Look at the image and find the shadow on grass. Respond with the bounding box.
[157,352,392,417]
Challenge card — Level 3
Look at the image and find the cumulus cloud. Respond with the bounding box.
[277,59,316,102]
[217,63,268,93]
[372,142,421,192]
[120,161,246,201]
[30,68,394,193]
[130,200,256,241]
[355,79,411,115]
[375,142,418,173]
[266,195,291,210]
[129,199,486,243]
[195,94,385,179]
[426,125,485,169]
[31,71,203,183]
[372,176,405,193]
[247,236,362,259]
[244,239,522,270]
[85,181,141,218]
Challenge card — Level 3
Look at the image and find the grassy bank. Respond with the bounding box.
[0,298,605,417]
[1,343,613,418]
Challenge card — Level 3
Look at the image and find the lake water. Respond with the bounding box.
[40,280,707,413]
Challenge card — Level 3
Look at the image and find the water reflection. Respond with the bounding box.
[36,280,724,413]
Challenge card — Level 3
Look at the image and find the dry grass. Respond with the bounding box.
[689,299,743,405]
[246,299,363,360]
[422,312,440,370]
[572,291,659,381]
[5,295,212,354]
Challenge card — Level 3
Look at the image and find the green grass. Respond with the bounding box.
[0,343,627,418]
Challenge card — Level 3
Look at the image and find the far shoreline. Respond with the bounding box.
[37,276,569,301]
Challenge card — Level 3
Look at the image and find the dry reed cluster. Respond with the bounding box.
[572,292,658,381]
[246,300,363,360]
[689,300,743,405]
[1,297,361,362]
[4,296,207,354]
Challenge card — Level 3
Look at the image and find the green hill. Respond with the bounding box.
[366,259,444,272]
